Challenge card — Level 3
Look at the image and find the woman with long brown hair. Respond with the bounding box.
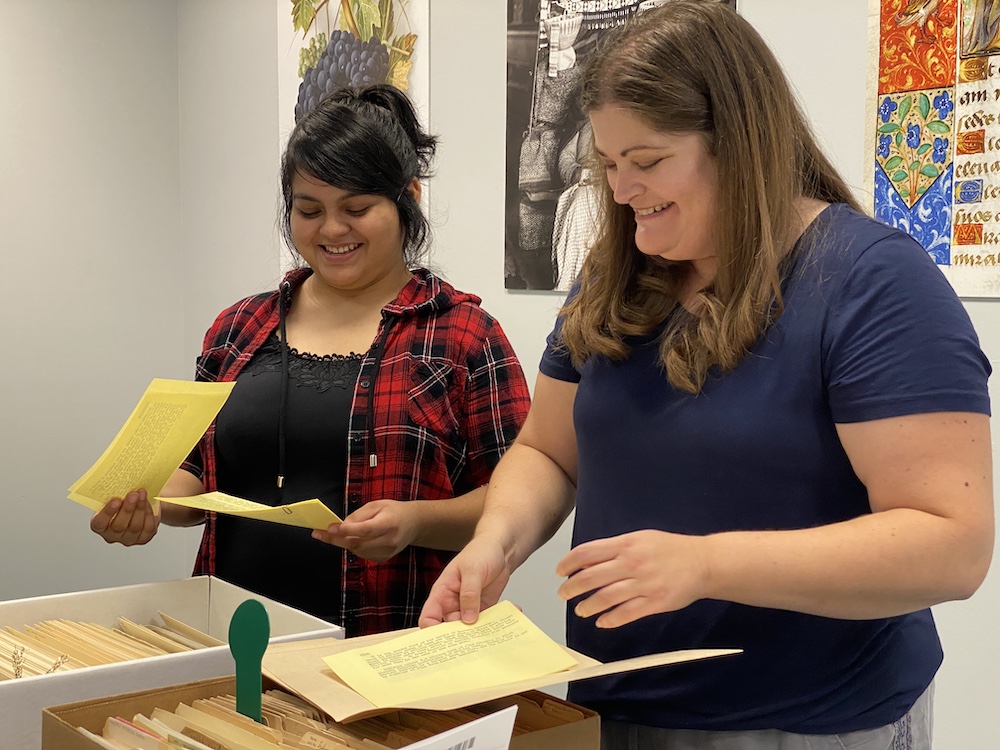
[422,3,992,747]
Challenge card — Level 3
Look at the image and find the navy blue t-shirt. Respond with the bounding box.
[540,204,991,733]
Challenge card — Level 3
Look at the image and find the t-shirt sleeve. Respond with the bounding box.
[823,232,991,423]
[539,287,583,383]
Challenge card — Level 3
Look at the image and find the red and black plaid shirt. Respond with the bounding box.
[182,268,530,635]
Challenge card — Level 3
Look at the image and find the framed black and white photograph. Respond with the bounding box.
[505,0,737,290]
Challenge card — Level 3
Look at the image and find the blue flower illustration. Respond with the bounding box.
[879,96,898,123]
[907,123,921,148]
[933,91,953,120]
[932,137,949,164]
[878,134,892,158]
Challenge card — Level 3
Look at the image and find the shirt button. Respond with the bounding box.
[347,552,357,563]
[360,379,371,388]
[350,434,363,444]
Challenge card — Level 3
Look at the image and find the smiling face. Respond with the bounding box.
[590,105,720,282]
[289,171,418,297]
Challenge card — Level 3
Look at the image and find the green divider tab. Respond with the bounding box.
[229,599,270,723]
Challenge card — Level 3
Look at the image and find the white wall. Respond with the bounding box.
[1,0,996,745]
[0,0,193,597]
[176,0,285,560]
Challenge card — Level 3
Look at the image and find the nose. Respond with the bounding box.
[610,167,641,206]
[319,211,349,238]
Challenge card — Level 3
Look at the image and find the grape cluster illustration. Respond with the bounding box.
[295,30,391,121]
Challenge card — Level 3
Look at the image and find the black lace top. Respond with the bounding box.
[212,333,365,622]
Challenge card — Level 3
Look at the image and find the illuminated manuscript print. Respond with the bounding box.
[870,0,1000,296]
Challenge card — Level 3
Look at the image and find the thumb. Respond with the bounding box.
[458,567,487,624]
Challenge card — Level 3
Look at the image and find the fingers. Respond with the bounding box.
[335,519,378,540]
[91,490,159,546]
[420,537,512,627]
[138,491,160,543]
[570,577,634,619]
[339,511,379,537]
[90,497,123,534]
[458,568,488,624]
[555,537,617,577]
[557,531,707,626]
[419,569,464,628]
[594,595,654,629]
[311,528,358,547]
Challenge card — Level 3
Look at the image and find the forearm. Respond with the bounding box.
[704,507,994,619]
[409,486,487,551]
[157,469,207,527]
[475,442,576,572]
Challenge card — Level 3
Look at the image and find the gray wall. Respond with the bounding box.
[0,0,193,594]
[0,0,996,746]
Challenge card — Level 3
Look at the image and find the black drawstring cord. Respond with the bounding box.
[277,280,292,492]
[365,316,396,468]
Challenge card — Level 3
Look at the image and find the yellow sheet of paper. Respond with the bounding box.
[321,600,579,708]
[68,379,235,513]
[162,492,343,530]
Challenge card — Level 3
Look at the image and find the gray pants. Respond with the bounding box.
[600,683,934,750]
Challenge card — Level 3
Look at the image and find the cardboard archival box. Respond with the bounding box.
[0,576,342,750]
[41,632,739,750]
[42,675,600,750]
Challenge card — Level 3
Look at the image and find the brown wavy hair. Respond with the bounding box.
[559,0,862,393]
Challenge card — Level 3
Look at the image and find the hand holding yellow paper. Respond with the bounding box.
[322,600,579,708]
[68,378,344,531]
[68,379,234,513]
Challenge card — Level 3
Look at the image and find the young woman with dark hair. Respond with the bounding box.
[91,85,531,637]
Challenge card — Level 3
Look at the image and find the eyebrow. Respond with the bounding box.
[594,145,666,157]
[291,191,368,202]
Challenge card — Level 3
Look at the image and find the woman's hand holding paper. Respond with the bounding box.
[312,499,420,563]
[90,489,160,546]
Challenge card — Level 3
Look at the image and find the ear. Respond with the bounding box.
[405,178,422,205]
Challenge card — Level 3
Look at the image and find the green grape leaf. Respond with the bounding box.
[910,160,920,171]
[884,155,903,170]
[916,143,932,155]
[377,0,395,43]
[389,32,417,72]
[878,123,901,133]
[918,93,930,120]
[917,186,927,194]
[895,132,903,148]
[899,188,910,198]
[355,0,382,42]
[926,120,951,134]
[892,170,909,182]
[897,95,912,124]
[291,0,316,33]
[920,164,940,178]
[339,1,357,35]
[388,57,413,90]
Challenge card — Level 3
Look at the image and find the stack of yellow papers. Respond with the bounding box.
[68,379,233,512]
[323,601,579,707]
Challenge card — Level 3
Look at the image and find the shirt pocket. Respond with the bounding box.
[408,358,460,438]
